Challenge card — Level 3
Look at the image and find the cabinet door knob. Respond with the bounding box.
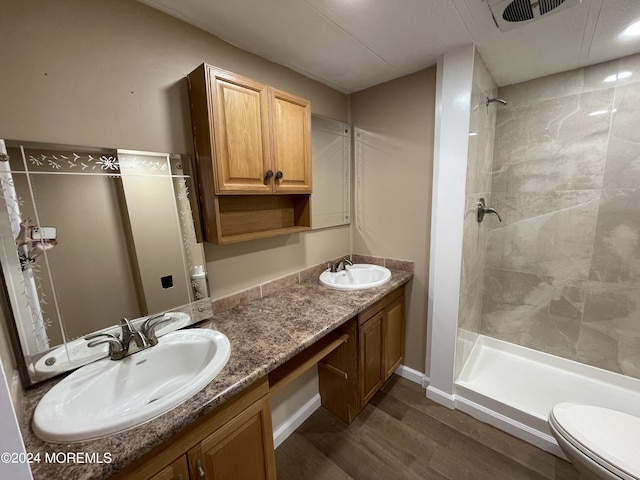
[265,170,274,179]
[275,170,283,180]
[196,459,206,479]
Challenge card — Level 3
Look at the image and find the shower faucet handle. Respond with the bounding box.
[476,198,502,223]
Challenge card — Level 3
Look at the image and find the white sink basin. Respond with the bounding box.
[319,264,391,290]
[33,329,230,443]
[33,312,191,375]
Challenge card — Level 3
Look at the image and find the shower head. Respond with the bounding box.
[486,97,507,107]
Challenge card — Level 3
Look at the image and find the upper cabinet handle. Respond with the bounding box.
[265,170,274,179]
[275,170,283,180]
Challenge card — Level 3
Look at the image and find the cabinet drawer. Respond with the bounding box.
[358,286,404,326]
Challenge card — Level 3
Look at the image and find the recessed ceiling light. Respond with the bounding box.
[604,71,633,82]
[468,132,478,136]
[622,20,640,37]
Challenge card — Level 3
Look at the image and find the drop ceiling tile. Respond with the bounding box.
[472,0,590,86]
[587,0,640,64]
[302,0,471,69]
[140,0,396,92]
[141,0,640,92]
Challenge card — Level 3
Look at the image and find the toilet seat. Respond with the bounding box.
[549,403,640,480]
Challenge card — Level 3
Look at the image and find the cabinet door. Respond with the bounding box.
[270,88,312,193]
[384,294,405,380]
[359,311,385,405]
[210,68,273,194]
[148,456,189,480]
[191,396,276,480]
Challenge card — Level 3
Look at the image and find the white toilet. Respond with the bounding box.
[549,403,640,480]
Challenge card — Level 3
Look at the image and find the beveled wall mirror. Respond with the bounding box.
[0,140,210,386]
[311,115,351,229]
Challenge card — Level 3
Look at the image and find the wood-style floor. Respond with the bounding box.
[275,376,580,480]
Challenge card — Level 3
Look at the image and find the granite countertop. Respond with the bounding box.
[22,270,412,480]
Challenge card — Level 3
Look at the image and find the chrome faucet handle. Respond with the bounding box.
[484,206,502,222]
[326,261,339,273]
[142,314,173,346]
[86,337,126,360]
[339,256,353,268]
[143,313,165,325]
[84,331,120,341]
[476,197,503,223]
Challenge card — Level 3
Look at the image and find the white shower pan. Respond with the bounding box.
[454,335,640,456]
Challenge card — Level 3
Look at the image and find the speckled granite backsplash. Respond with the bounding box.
[22,266,412,480]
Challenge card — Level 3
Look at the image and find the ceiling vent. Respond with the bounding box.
[487,0,582,32]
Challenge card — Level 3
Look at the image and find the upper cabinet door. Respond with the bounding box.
[210,69,272,194]
[269,88,312,193]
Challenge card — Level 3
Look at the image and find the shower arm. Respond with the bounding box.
[486,97,508,107]
[477,198,502,223]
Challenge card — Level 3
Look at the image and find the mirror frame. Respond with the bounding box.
[311,114,352,230]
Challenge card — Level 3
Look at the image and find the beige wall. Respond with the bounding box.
[351,68,436,372]
[0,0,350,303]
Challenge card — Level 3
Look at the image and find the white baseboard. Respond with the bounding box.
[454,393,564,458]
[394,365,428,388]
[426,385,456,409]
[272,393,321,449]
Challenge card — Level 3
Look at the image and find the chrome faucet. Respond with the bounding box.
[142,314,174,346]
[337,256,353,271]
[86,317,151,360]
[120,317,150,350]
[326,256,353,273]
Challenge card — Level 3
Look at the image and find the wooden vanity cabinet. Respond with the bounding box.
[319,286,406,423]
[383,293,405,378]
[113,378,275,480]
[148,457,189,480]
[187,395,275,480]
[358,310,385,405]
[187,64,312,244]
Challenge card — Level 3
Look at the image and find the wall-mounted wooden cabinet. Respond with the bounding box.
[187,64,312,244]
[319,286,406,423]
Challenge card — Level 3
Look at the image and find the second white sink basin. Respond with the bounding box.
[320,264,391,290]
[33,328,230,443]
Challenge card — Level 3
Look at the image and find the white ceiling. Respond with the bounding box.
[140,0,640,92]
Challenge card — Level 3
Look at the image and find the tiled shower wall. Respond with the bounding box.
[481,53,640,379]
[456,50,497,375]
